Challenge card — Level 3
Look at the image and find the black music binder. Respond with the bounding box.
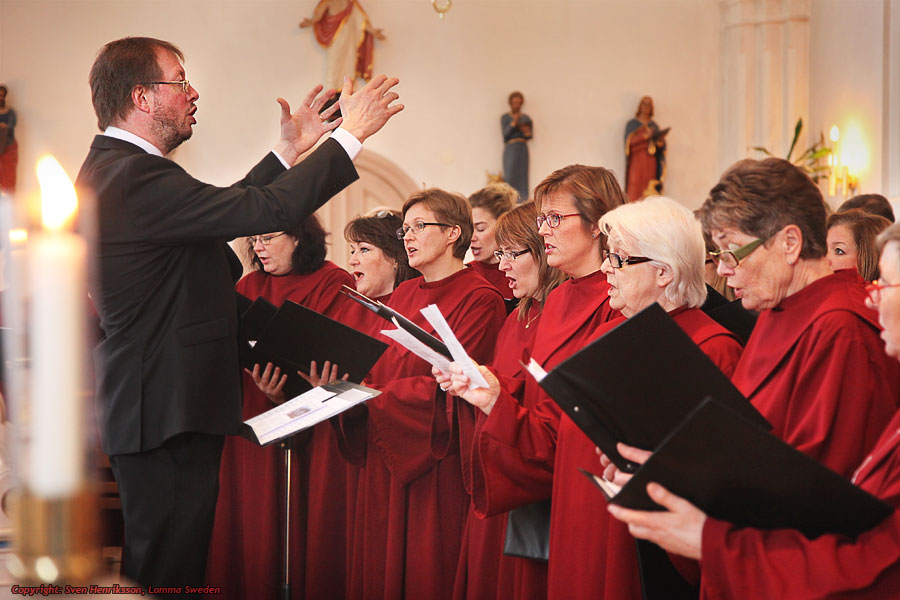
[533,303,769,472]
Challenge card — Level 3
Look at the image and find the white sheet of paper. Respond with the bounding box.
[246,384,377,446]
[525,357,548,382]
[420,304,490,390]
[381,318,452,372]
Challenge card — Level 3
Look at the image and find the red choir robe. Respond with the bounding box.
[338,268,507,599]
[473,271,646,600]
[450,302,548,600]
[207,261,363,600]
[700,408,900,599]
[732,269,900,479]
[466,259,514,299]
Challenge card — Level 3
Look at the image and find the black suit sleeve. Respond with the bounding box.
[122,138,356,243]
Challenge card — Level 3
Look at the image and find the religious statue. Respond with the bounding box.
[300,0,385,91]
[624,95,669,202]
[501,91,533,202]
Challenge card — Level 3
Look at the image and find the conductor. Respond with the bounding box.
[76,36,402,596]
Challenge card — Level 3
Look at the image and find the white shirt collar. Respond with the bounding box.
[103,126,165,157]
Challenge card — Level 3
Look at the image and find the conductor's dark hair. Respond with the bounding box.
[89,36,183,130]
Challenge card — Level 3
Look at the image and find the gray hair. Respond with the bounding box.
[599,196,707,308]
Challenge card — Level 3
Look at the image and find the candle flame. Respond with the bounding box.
[36,155,78,231]
[8,228,27,244]
[829,125,840,143]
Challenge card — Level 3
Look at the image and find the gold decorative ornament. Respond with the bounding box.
[431,0,452,19]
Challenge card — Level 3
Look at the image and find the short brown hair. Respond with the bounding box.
[533,165,625,257]
[838,194,895,223]
[468,183,518,219]
[495,201,566,319]
[697,158,828,259]
[402,188,473,260]
[828,209,892,281]
[89,37,183,130]
[344,209,419,288]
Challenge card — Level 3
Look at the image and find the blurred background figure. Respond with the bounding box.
[624,95,667,202]
[826,208,892,281]
[467,183,518,301]
[501,91,532,202]
[0,84,18,194]
[837,193,895,222]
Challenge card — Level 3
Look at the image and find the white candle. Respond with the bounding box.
[27,156,86,497]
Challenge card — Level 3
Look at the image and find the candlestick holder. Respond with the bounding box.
[7,486,100,584]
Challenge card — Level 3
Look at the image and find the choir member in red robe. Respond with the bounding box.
[466,183,518,299]
[444,165,641,600]
[207,213,404,600]
[337,189,507,599]
[609,221,900,599]
[697,158,899,480]
[442,201,565,600]
[344,209,419,303]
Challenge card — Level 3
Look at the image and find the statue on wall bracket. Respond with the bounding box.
[300,0,385,92]
[624,95,669,202]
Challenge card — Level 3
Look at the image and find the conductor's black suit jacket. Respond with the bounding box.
[76,135,358,456]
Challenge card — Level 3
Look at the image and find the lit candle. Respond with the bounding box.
[829,125,840,197]
[27,156,86,497]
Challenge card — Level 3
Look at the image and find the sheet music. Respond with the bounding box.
[244,384,374,446]
[381,317,452,372]
[420,304,490,390]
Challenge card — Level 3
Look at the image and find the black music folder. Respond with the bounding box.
[240,299,388,397]
[530,303,769,472]
[587,398,894,539]
[340,285,451,359]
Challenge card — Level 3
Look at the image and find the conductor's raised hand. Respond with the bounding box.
[274,84,342,165]
[339,75,404,143]
[247,362,288,405]
[447,362,501,415]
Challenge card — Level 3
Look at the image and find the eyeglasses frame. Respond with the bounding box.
[603,250,654,269]
[493,248,531,262]
[536,212,582,229]
[396,221,455,240]
[248,232,287,246]
[140,80,192,94]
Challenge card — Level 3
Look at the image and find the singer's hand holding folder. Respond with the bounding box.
[237,296,388,397]
[528,303,769,472]
[590,398,894,539]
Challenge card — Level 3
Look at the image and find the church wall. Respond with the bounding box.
[2,0,720,211]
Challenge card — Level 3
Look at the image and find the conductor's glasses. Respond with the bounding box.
[141,80,192,94]
[248,232,287,246]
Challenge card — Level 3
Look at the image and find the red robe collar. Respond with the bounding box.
[736,269,879,399]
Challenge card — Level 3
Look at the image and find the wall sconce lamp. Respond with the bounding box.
[828,125,859,198]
